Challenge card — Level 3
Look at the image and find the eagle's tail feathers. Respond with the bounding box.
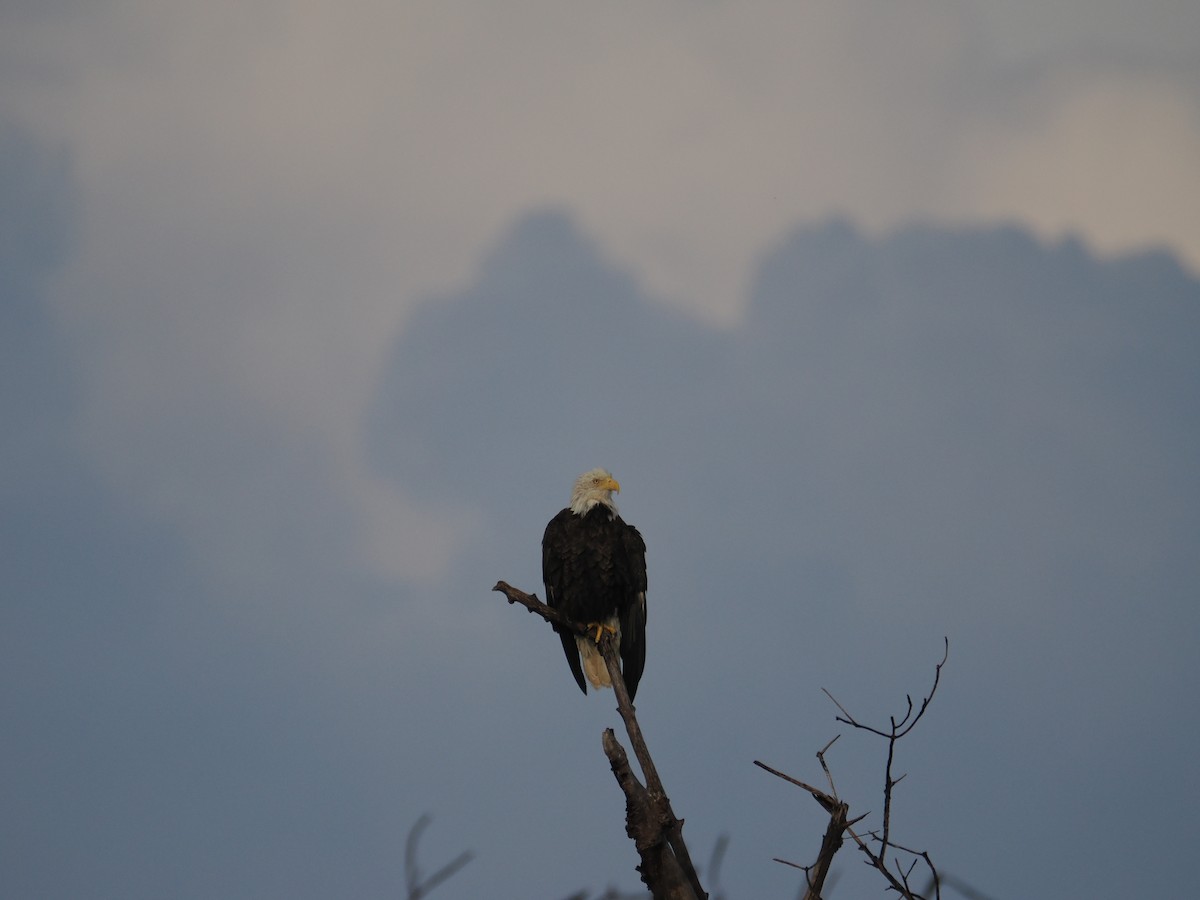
[575,616,620,690]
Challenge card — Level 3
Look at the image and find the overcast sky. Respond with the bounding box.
[3,3,1199,898]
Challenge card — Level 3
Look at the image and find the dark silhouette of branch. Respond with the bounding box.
[403,814,473,900]
[754,760,859,900]
[825,637,949,874]
[704,834,729,900]
[493,581,707,900]
[493,579,589,636]
[757,640,950,900]
[929,870,1001,900]
[596,631,706,900]
[603,729,695,899]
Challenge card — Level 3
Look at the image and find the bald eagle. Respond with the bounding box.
[542,469,647,700]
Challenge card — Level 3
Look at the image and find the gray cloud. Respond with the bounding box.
[4,3,1196,591]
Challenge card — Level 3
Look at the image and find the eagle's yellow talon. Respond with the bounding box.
[587,622,617,643]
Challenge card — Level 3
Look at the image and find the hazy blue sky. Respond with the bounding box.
[3,3,1199,898]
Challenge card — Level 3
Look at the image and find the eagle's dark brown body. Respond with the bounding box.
[542,503,647,700]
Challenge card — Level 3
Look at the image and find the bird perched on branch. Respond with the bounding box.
[542,468,648,700]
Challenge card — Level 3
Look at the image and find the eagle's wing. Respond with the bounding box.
[543,510,588,695]
[618,522,648,701]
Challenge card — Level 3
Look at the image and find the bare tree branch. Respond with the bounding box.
[754,761,848,900]
[758,640,951,900]
[493,581,707,900]
[932,870,1001,900]
[704,834,729,900]
[823,637,949,869]
[493,580,588,636]
[603,729,694,899]
[596,632,706,900]
[404,814,473,900]
[822,637,949,740]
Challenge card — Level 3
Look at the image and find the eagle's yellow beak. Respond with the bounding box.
[605,477,621,494]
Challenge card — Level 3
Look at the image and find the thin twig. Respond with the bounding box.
[816,735,841,799]
[753,760,828,800]
[771,857,808,871]
[404,814,474,900]
[706,834,729,899]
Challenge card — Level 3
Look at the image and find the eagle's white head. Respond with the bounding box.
[569,468,621,516]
